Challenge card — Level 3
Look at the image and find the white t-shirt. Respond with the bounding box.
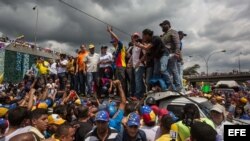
[1,126,32,141]
[49,62,57,75]
[85,53,100,72]
[57,59,68,74]
[215,121,233,141]
[132,46,145,68]
[140,125,159,141]
[99,52,113,68]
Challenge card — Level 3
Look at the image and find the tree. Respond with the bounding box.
[183,64,200,75]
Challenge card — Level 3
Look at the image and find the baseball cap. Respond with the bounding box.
[151,105,159,115]
[127,112,140,127]
[107,105,117,118]
[132,32,140,37]
[0,107,8,117]
[140,105,152,115]
[89,44,95,49]
[48,114,65,125]
[210,104,224,114]
[75,98,87,106]
[0,118,8,129]
[158,108,169,118]
[159,20,171,26]
[240,97,248,104]
[37,103,48,109]
[140,105,156,124]
[95,110,109,122]
[45,98,53,107]
[178,31,187,36]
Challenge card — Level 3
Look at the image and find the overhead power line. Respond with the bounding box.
[58,0,131,36]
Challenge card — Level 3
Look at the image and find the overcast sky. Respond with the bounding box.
[0,0,249,73]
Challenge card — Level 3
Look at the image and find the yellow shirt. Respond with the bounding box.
[67,60,75,74]
[36,61,49,75]
[156,134,172,141]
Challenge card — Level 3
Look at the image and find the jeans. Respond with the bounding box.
[146,67,153,92]
[68,73,75,90]
[168,56,181,90]
[134,66,145,99]
[177,62,183,88]
[58,72,66,90]
[87,72,98,95]
[75,71,86,95]
[154,55,172,90]
[126,67,135,97]
[115,67,127,97]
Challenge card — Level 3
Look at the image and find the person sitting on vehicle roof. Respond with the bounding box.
[148,75,168,92]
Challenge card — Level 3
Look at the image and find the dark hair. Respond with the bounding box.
[160,115,175,132]
[8,107,29,127]
[66,104,76,122]
[124,102,137,116]
[142,29,153,36]
[190,122,217,141]
[54,123,72,139]
[75,106,89,119]
[234,105,245,118]
[54,105,67,118]
[182,103,200,126]
[31,108,48,120]
[60,54,66,59]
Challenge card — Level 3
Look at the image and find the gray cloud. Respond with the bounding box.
[0,0,250,73]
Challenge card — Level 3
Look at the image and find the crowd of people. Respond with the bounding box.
[22,20,186,101]
[0,19,249,141]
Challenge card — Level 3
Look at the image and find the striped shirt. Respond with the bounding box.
[85,127,118,141]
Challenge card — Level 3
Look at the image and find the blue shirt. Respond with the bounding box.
[109,109,124,132]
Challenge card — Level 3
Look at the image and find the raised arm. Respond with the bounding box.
[134,42,152,51]
[27,88,36,111]
[112,80,126,110]
[107,26,119,42]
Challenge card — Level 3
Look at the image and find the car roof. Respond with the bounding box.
[165,96,208,104]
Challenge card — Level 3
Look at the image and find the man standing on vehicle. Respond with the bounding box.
[134,29,171,92]
[177,31,187,89]
[160,20,182,91]
[75,44,88,96]
[85,44,100,97]
[107,26,127,96]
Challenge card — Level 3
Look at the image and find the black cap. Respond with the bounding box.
[159,20,171,26]
[178,31,187,36]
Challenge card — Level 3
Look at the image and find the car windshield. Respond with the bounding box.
[199,101,213,118]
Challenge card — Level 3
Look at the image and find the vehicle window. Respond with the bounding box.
[199,101,213,118]
[167,105,184,120]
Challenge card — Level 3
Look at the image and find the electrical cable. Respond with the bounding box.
[58,0,131,37]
